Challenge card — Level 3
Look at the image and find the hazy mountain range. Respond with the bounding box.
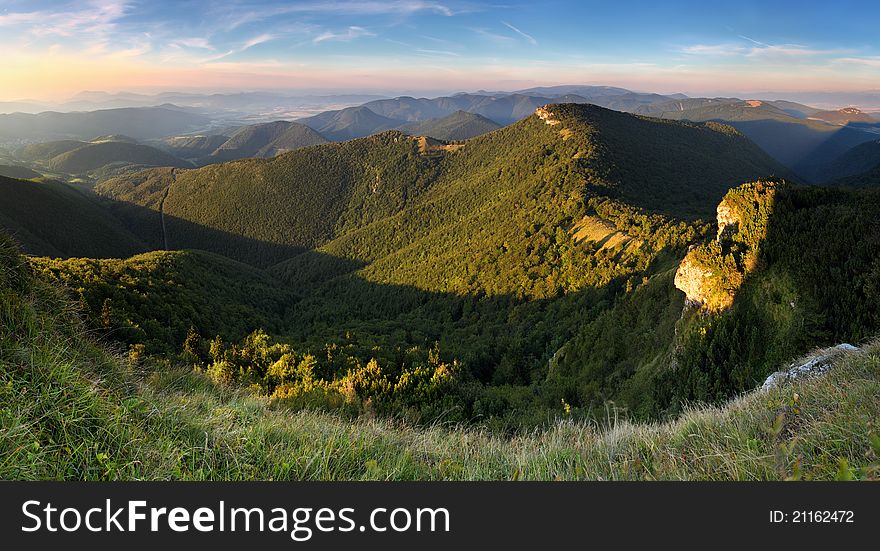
[3,85,879,185]
[3,89,880,481]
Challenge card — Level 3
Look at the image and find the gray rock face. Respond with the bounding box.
[761,344,859,391]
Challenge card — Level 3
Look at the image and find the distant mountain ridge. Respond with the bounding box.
[89,103,788,269]
[297,106,403,141]
[646,99,879,181]
[0,107,210,141]
[398,111,502,141]
[207,121,328,162]
[48,141,192,173]
[810,107,879,125]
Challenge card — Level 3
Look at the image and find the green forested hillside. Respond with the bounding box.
[0,175,147,258]
[0,165,40,179]
[398,111,502,140]
[30,250,296,354]
[660,185,880,410]
[650,100,876,181]
[15,103,785,426]
[207,121,328,162]
[832,165,880,188]
[819,139,880,183]
[547,183,880,419]
[99,104,784,269]
[6,103,873,429]
[16,139,88,161]
[161,134,230,159]
[48,141,191,173]
[2,229,879,480]
[98,131,442,266]
[298,106,402,141]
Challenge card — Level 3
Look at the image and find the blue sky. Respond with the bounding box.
[1,0,878,100]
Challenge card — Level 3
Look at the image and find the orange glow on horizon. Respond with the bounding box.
[2,53,879,102]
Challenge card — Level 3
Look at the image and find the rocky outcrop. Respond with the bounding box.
[535,106,561,126]
[673,251,714,307]
[674,180,783,310]
[761,344,859,390]
[715,199,739,241]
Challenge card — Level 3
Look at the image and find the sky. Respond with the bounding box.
[1,0,879,101]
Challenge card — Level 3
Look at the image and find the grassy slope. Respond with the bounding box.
[2,232,878,480]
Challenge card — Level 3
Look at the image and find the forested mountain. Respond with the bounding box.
[0,164,41,179]
[831,165,880,188]
[207,121,328,162]
[160,134,230,159]
[4,102,878,431]
[47,141,192,173]
[4,227,878,480]
[810,107,879,125]
[288,91,875,187]
[0,106,210,141]
[0,175,148,258]
[358,94,554,124]
[32,249,296,354]
[649,99,878,181]
[297,106,403,141]
[97,104,785,268]
[16,140,89,161]
[398,111,502,140]
[41,103,791,427]
[816,139,880,183]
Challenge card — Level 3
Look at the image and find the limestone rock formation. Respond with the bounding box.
[715,198,739,241]
[673,250,714,307]
[761,344,859,390]
[674,180,784,310]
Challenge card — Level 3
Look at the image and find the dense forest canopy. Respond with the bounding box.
[2,103,879,429]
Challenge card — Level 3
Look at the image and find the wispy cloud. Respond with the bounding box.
[216,1,455,31]
[204,34,275,63]
[314,26,376,44]
[502,21,536,45]
[681,36,848,59]
[0,0,129,37]
[737,34,769,47]
[681,44,745,56]
[174,38,215,50]
[835,56,880,67]
[293,1,455,17]
[469,27,514,44]
[416,48,460,56]
[419,34,454,44]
